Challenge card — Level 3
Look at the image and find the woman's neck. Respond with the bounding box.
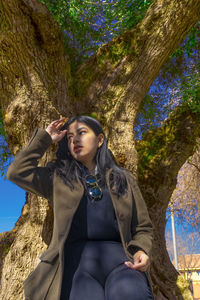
[77,160,97,175]
[87,163,96,175]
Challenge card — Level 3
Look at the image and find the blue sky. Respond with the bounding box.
[0,174,25,232]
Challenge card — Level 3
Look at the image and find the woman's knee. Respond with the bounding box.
[105,264,152,300]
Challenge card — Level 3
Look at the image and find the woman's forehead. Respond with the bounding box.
[67,121,90,133]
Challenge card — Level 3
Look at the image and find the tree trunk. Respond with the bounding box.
[0,0,200,299]
[136,108,200,299]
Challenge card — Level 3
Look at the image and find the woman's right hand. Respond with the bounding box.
[45,117,68,143]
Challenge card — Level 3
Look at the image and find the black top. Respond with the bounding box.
[66,162,121,243]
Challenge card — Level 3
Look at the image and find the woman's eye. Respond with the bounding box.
[67,131,86,140]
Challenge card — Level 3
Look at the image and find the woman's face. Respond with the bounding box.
[66,121,104,165]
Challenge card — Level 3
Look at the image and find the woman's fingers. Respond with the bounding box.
[124,250,149,272]
[124,260,146,268]
[51,117,67,130]
[45,117,68,143]
[124,260,147,271]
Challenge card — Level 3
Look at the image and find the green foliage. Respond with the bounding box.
[135,21,200,141]
[82,112,98,119]
[4,246,10,254]
[155,22,200,97]
[176,275,194,300]
[170,22,200,59]
[185,26,200,56]
[136,126,171,177]
[135,94,164,139]
[39,0,153,71]
[171,47,184,58]
[135,106,200,179]
[0,108,6,136]
[179,72,200,118]
[0,1,10,32]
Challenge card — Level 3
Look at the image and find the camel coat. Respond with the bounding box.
[7,128,154,300]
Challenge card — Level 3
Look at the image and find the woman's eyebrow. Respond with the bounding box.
[67,127,88,136]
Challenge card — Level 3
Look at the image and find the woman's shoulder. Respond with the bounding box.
[46,161,57,174]
[120,167,134,177]
[120,168,137,184]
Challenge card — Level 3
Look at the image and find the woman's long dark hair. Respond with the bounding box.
[51,115,129,197]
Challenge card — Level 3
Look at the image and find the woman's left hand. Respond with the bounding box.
[124,250,149,272]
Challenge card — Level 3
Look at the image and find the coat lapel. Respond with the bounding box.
[105,168,133,244]
[53,173,84,241]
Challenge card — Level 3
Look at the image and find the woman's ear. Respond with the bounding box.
[98,133,104,148]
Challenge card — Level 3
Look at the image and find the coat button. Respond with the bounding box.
[119,213,125,220]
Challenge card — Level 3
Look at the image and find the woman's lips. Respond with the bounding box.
[74,146,83,153]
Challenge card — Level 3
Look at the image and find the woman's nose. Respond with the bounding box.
[72,135,79,144]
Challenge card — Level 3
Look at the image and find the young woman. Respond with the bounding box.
[7,115,154,300]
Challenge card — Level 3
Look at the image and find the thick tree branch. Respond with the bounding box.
[0,0,73,153]
[73,0,200,123]
[187,161,200,173]
[20,0,64,55]
[137,107,200,207]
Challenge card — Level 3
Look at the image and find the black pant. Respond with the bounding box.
[62,241,154,300]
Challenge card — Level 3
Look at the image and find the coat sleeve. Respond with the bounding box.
[126,171,153,258]
[6,128,55,206]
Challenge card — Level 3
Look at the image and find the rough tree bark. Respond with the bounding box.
[136,108,200,299]
[0,0,200,299]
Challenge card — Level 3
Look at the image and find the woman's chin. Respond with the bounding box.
[73,154,85,162]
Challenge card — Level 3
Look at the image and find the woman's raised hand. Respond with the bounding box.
[45,117,68,143]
